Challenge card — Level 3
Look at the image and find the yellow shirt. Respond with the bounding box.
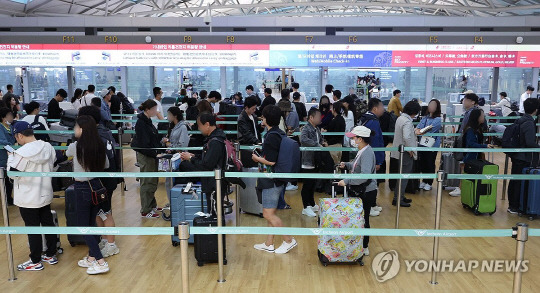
[387,96,403,117]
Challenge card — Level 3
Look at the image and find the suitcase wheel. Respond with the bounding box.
[323,262,328,267]
[357,259,364,266]
[258,213,263,218]
[162,209,171,221]
[473,209,480,216]
[172,241,179,247]
[489,208,496,216]
[518,212,523,217]
[197,262,204,267]
[70,242,76,247]
[528,216,534,221]
[58,248,64,254]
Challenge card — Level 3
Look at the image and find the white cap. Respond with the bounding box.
[345,126,372,138]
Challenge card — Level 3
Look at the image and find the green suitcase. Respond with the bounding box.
[460,159,498,215]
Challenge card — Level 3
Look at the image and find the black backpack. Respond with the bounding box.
[120,95,135,114]
[501,121,521,158]
[30,115,50,142]
[98,128,120,192]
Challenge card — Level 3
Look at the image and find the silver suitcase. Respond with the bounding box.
[440,152,460,188]
[238,167,263,217]
[49,123,73,144]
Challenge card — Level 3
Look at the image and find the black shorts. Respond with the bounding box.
[98,189,114,214]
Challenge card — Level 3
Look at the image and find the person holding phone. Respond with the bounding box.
[415,99,442,191]
[0,107,15,205]
[462,109,494,164]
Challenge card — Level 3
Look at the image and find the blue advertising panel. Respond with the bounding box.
[269,50,393,67]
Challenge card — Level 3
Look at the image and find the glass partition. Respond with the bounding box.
[127,67,152,104]
[27,67,68,102]
[498,68,533,101]
[433,67,493,104]
[0,67,21,96]
[181,67,221,94]
[155,67,180,98]
[73,67,121,94]
[290,68,321,101]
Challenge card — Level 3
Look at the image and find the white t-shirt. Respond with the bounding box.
[81,93,96,108]
[21,115,50,130]
[494,98,512,117]
[519,92,530,114]
[290,91,307,104]
[325,93,334,103]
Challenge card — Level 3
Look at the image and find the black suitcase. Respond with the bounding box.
[193,215,227,267]
[65,185,87,247]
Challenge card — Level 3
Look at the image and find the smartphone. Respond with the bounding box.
[3,145,15,153]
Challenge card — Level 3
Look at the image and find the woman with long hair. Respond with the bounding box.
[131,99,162,218]
[165,107,190,148]
[318,96,332,129]
[66,115,110,275]
[415,99,442,191]
[71,88,83,109]
[3,94,19,119]
[462,108,494,163]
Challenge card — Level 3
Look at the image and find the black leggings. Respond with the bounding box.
[300,168,317,208]
[350,189,377,248]
[418,151,437,185]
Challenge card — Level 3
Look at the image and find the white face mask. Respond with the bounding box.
[5,121,11,126]
[350,138,358,148]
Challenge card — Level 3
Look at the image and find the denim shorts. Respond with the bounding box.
[262,184,284,209]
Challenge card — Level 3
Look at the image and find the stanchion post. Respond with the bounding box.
[430,170,445,285]
[214,169,226,283]
[395,144,405,229]
[512,223,529,293]
[234,142,240,226]
[0,168,16,281]
[178,221,190,293]
[118,127,125,196]
[502,154,509,200]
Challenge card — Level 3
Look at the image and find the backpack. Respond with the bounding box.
[31,115,50,142]
[501,121,521,158]
[208,137,246,188]
[272,132,301,184]
[509,101,519,112]
[98,128,120,191]
[120,95,135,114]
[60,109,78,128]
[353,99,368,123]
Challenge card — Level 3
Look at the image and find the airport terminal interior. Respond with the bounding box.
[1,0,540,292]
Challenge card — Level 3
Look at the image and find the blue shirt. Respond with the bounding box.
[463,128,487,163]
[416,116,442,148]
[361,112,385,166]
[0,124,15,167]
[101,101,112,122]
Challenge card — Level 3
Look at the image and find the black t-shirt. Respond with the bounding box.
[259,127,285,188]
[293,102,307,121]
[47,98,62,120]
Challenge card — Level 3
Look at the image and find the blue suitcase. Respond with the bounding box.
[170,184,207,246]
[519,167,540,220]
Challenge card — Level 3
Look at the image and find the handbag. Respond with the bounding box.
[89,179,108,206]
[419,136,436,148]
[348,180,372,198]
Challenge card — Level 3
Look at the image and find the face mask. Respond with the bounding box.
[5,121,11,126]
[350,139,358,148]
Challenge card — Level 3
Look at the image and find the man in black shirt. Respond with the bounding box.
[257,88,276,117]
[292,92,307,122]
[47,89,67,120]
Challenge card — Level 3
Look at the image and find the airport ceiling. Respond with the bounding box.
[0,0,539,18]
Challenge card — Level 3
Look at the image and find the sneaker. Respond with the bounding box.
[423,184,432,191]
[369,208,380,217]
[153,207,163,213]
[86,261,110,275]
[101,243,120,258]
[41,255,58,265]
[274,238,297,254]
[285,183,298,191]
[78,257,95,268]
[419,182,426,189]
[372,206,382,212]
[98,239,108,250]
[363,247,370,256]
[392,199,411,207]
[302,207,317,217]
[254,242,275,253]
[449,187,461,197]
[141,211,160,218]
[312,205,320,212]
[507,207,519,215]
[17,260,44,271]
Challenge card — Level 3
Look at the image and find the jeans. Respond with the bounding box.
[394,154,413,201]
[262,184,285,209]
[74,180,104,260]
[19,205,57,263]
[301,168,317,208]
[136,152,158,214]
[351,189,377,248]
[508,159,529,210]
[418,151,437,185]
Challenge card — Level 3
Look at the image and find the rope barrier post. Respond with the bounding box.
[430,170,445,285]
[234,142,241,227]
[502,154,509,200]
[118,127,125,196]
[395,144,405,229]
[178,221,190,293]
[0,168,16,281]
[214,168,226,283]
[512,223,528,293]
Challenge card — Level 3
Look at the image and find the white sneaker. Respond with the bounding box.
[77,257,95,268]
[254,242,275,253]
[86,261,109,275]
[98,239,108,250]
[101,243,120,258]
[419,182,426,189]
[312,205,320,212]
[369,208,380,217]
[302,207,317,217]
[285,183,298,191]
[449,187,461,197]
[274,238,297,254]
[423,184,432,191]
[363,247,370,256]
[372,206,382,212]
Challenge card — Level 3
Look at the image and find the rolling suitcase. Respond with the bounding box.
[40,210,63,254]
[64,185,87,246]
[238,167,263,217]
[193,191,227,267]
[519,167,540,220]
[461,159,498,215]
[440,152,460,189]
[169,183,206,245]
[317,197,364,266]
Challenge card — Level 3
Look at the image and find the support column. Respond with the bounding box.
[21,67,30,103]
[425,67,434,103]
[492,67,500,103]
[532,68,539,97]
[220,66,227,95]
[150,66,156,90]
[321,66,328,97]
[67,66,74,99]
[120,66,128,95]
[404,67,411,102]
[233,67,239,94]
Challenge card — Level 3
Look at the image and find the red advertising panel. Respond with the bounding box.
[392,50,519,67]
[517,51,540,67]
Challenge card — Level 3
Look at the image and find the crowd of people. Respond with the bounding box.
[3,80,539,274]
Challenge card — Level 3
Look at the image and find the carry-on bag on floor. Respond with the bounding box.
[64,185,87,246]
[460,159,498,215]
[519,167,540,220]
[169,183,206,245]
[40,210,63,254]
[440,152,460,189]
[317,197,364,266]
[194,191,227,267]
[49,123,74,144]
[238,167,263,217]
